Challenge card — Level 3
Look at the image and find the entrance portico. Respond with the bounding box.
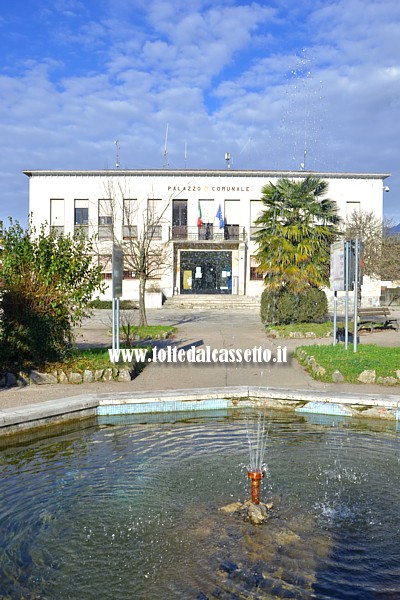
[180,250,233,294]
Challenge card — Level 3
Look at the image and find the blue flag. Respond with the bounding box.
[216,204,224,228]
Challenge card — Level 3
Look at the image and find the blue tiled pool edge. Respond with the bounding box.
[1,386,400,437]
[95,386,400,420]
[295,401,353,417]
[96,398,236,415]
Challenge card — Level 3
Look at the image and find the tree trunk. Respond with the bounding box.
[138,274,148,327]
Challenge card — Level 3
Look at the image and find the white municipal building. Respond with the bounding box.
[25,169,390,305]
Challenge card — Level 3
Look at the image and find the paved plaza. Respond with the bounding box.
[0,307,399,411]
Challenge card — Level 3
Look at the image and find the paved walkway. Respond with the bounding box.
[0,307,399,410]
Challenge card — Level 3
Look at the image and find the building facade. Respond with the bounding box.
[25,169,389,302]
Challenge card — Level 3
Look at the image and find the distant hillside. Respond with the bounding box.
[389,223,400,234]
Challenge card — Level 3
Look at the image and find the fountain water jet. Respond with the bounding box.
[246,410,269,503]
[242,411,273,523]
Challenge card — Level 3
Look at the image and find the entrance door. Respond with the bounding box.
[172,200,187,239]
[180,251,232,294]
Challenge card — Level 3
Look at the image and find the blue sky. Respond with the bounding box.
[0,0,399,224]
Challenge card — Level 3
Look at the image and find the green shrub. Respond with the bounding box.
[0,220,104,365]
[296,287,328,322]
[260,287,328,325]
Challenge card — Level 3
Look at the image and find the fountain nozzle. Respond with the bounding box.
[247,469,265,505]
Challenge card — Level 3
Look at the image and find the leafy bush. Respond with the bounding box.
[261,287,328,325]
[296,287,328,322]
[0,219,104,365]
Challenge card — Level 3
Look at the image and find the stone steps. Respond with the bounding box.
[164,295,260,310]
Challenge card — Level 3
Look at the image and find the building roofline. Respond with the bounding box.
[22,168,391,180]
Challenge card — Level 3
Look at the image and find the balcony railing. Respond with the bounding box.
[169,224,246,242]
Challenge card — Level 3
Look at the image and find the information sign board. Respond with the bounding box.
[112,245,123,298]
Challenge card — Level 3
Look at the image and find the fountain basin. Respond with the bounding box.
[1,409,400,598]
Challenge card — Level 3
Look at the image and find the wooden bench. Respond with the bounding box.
[357,307,399,332]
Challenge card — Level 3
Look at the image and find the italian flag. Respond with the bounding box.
[197,202,203,227]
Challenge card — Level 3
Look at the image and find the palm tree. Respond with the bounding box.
[254,176,341,293]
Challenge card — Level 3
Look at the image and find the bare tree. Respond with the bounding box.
[345,210,400,281]
[380,224,400,281]
[95,180,172,327]
[122,197,171,326]
[345,210,383,277]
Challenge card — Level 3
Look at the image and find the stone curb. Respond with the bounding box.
[0,366,138,388]
[295,348,400,386]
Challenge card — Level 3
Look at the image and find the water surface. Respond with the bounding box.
[1,410,399,599]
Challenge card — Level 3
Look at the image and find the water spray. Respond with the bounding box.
[246,412,268,505]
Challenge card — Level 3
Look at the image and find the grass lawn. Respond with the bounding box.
[296,344,400,383]
[50,347,142,372]
[1,324,175,377]
[266,321,334,338]
[119,324,176,340]
[266,321,392,339]
[0,346,151,376]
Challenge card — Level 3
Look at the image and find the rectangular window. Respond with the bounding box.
[197,199,215,240]
[172,200,187,226]
[74,200,89,237]
[148,225,162,240]
[224,199,241,223]
[50,198,64,235]
[123,256,135,279]
[98,199,113,240]
[250,256,263,280]
[199,199,214,223]
[172,199,188,239]
[224,199,241,239]
[123,199,137,239]
[147,199,163,240]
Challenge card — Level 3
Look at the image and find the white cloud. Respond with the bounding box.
[0,0,399,223]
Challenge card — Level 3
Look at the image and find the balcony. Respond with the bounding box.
[169,224,246,242]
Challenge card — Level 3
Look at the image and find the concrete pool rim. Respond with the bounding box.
[1,386,400,436]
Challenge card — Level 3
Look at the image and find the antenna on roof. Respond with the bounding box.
[184,140,187,169]
[300,120,307,170]
[114,140,120,169]
[163,124,169,168]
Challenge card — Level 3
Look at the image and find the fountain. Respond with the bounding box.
[228,411,273,524]
[246,411,268,505]
[220,411,273,524]
[247,468,265,504]
[1,409,400,598]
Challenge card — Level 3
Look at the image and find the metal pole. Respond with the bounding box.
[333,290,337,346]
[345,241,349,350]
[116,297,120,354]
[112,296,116,363]
[353,239,359,353]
